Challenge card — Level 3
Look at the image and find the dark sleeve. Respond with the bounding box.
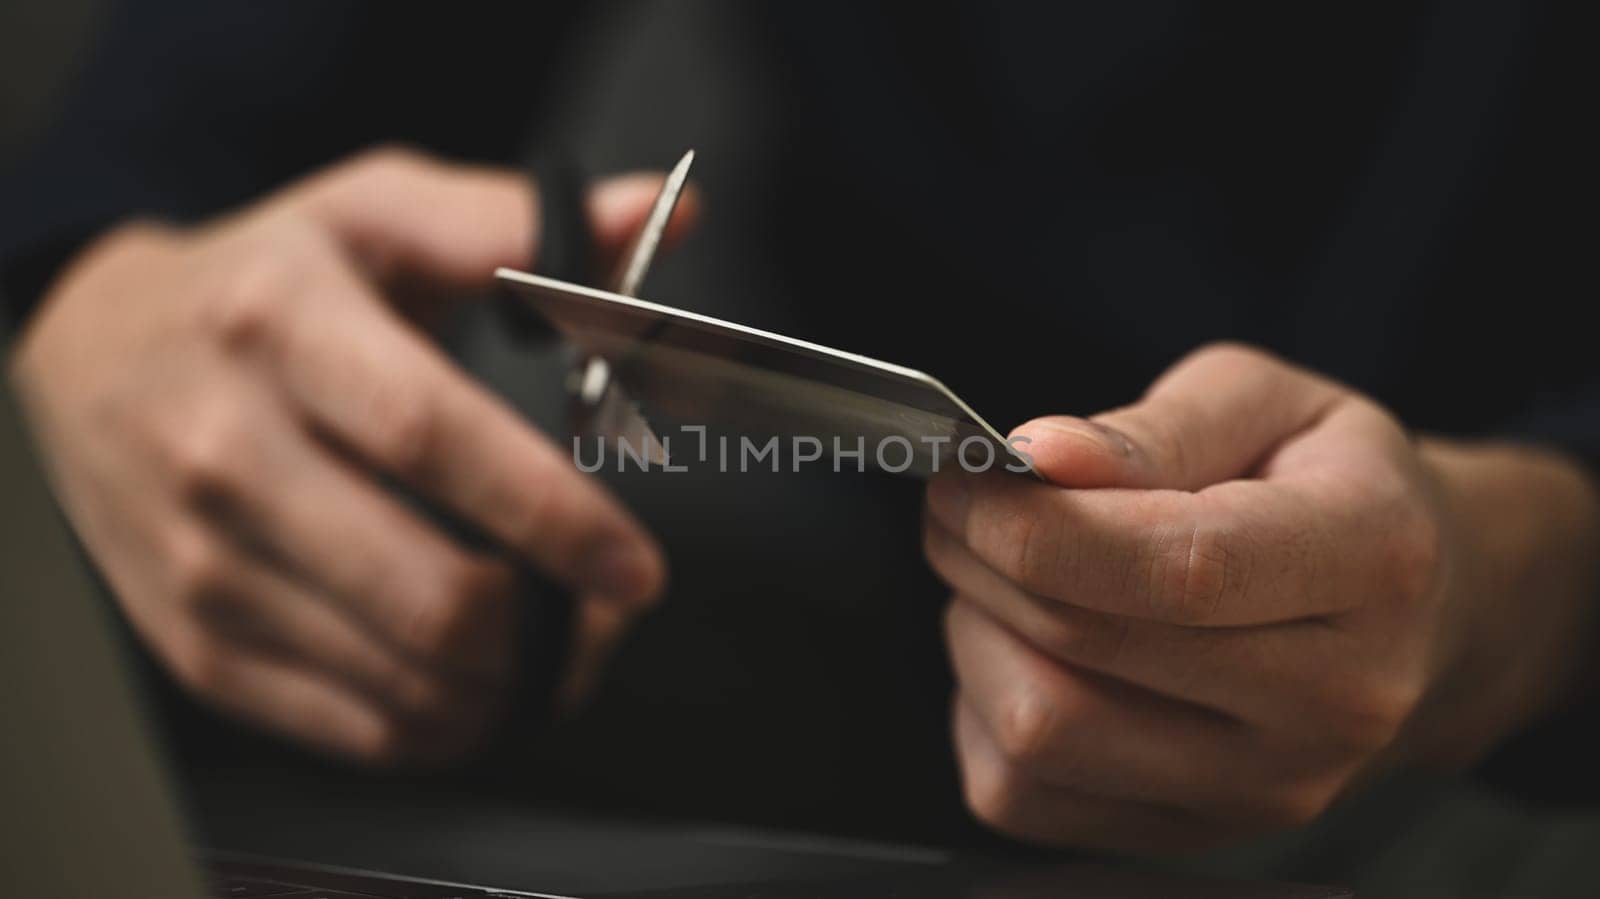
[0,0,584,329]
[1466,7,1600,800]
[1428,2,1600,479]
[1482,11,1600,479]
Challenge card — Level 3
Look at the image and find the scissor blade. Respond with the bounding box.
[610,149,694,298]
[576,150,694,465]
[574,358,668,466]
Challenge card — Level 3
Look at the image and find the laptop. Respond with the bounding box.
[1,379,1351,897]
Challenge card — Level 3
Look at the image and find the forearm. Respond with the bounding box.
[1406,437,1600,769]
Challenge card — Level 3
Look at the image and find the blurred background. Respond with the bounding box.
[0,0,968,845]
[0,1,103,166]
[4,4,1599,897]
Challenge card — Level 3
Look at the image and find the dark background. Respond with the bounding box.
[4,4,1600,897]
[0,0,971,844]
[0,0,104,167]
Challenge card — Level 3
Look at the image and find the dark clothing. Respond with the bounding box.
[2,0,1594,851]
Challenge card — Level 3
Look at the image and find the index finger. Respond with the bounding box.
[925,448,1399,626]
[275,249,666,607]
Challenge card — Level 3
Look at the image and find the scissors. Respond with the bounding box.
[517,148,697,464]
[441,148,692,743]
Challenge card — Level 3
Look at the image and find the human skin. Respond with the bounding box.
[926,343,1600,851]
[9,147,697,764]
[13,148,1595,845]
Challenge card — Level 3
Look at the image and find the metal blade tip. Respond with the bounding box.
[667,149,695,185]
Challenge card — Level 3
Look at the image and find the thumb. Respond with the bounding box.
[1012,343,1343,490]
[286,147,699,293]
[585,171,701,281]
[288,147,534,291]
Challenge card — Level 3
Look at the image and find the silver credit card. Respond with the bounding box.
[497,268,1030,478]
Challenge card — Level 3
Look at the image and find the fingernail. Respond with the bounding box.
[1087,420,1136,458]
[580,542,664,606]
[926,475,972,533]
[1034,418,1134,458]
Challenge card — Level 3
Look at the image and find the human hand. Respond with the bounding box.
[9,147,696,763]
[926,343,1600,851]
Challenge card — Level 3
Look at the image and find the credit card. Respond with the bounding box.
[497,268,1032,478]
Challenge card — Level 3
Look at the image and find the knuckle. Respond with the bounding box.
[403,559,501,663]
[167,408,250,507]
[203,255,299,354]
[166,530,232,609]
[1151,521,1245,624]
[992,508,1060,594]
[994,682,1066,768]
[166,629,229,696]
[369,392,439,480]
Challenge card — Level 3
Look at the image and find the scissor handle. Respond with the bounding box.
[498,148,596,340]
